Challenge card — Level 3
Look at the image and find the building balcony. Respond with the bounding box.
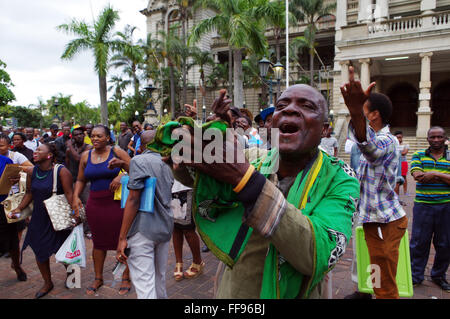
[368,10,450,37]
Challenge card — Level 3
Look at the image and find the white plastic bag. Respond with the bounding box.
[55,224,86,268]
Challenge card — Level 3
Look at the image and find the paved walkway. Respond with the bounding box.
[0,174,448,299]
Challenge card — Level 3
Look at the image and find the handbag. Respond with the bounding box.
[44,164,86,231]
[2,171,34,223]
[114,169,127,201]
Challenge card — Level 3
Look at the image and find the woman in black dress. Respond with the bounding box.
[11,143,75,298]
[0,154,27,282]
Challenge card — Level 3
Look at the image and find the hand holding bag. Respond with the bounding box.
[2,171,33,223]
[44,164,86,231]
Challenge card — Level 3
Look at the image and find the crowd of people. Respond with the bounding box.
[0,70,448,300]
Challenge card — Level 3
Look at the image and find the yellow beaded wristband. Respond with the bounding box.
[233,165,255,193]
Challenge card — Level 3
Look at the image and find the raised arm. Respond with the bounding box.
[340,66,376,143]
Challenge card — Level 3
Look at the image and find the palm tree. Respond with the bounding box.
[252,0,294,63]
[175,0,200,107]
[108,75,130,103]
[190,0,267,109]
[57,5,120,125]
[189,47,215,111]
[290,0,336,86]
[158,28,185,118]
[207,62,229,89]
[111,25,145,100]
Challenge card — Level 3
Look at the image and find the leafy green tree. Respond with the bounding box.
[0,60,16,107]
[10,106,43,128]
[47,93,75,122]
[207,62,229,89]
[108,75,130,104]
[158,27,185,118]
[111,25,145,100]
[176,0,199,107]
[190,0,268,108]
[57,5,120,125]
[290,0,336,86]
[189,47,214,109]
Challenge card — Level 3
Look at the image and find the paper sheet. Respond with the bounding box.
[0,164,22,195]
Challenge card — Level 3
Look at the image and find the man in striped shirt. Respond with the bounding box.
[341,66,407,299]
[410,126,450,292]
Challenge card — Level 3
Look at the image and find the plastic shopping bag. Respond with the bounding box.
[55,224,87,268]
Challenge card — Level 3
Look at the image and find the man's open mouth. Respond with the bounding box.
[279,123,300,135]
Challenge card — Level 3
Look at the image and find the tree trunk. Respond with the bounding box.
[169,64,176,120]
[261,81,268,109]
[228,48,233,102]
[99,74,109,125]
[309,48,314,87]
[182,14,188,108]
[233,49,244,109]
[133,64,139,99]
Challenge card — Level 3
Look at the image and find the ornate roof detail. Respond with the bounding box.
[140,0,179,16]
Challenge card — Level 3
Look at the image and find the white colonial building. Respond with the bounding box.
[140,0,450,147]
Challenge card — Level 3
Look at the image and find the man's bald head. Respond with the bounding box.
[283,84,329,121]
[139,130,156,153]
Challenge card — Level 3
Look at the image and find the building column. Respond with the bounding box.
[339,60,350,112]
[358,0,373,23]
[417,52,433,138]
[375,0,389,22]
[336,0,348,30]
[359,58,372,90]
[421,0,436,14]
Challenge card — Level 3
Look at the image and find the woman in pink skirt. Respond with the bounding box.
[73,125,131,295]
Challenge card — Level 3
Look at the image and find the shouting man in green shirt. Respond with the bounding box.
[152,86,360,298]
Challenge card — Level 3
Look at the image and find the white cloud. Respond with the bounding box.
[0,0,148,108]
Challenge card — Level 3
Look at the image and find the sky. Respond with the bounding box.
[0,0,149,109]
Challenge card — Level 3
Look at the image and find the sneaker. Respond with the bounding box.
[344,291,372,299]
[431,278,450,292]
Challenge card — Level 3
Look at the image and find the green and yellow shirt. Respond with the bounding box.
[410,147,450,204]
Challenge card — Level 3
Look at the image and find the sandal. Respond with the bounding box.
[183,261,205,279]
[86,277,103,295]
[174,263,183,281]
[119,278,132,295]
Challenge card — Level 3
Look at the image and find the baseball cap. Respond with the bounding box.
[260,106,275,121]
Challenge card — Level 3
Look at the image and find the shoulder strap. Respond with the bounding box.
[52,164,61,194]
[111,145,120,159]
